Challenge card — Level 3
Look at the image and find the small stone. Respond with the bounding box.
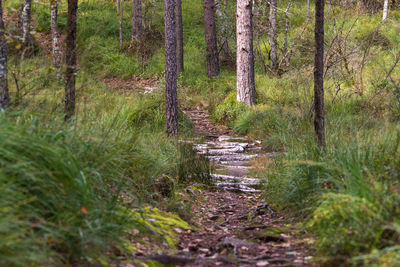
[256,261,270,266]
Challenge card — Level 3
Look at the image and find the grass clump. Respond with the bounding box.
[0,115,140,265]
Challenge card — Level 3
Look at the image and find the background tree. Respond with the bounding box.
[65,0,78,120]
[119,0,123,49]
[176,0,184,73]
[236,0,255,105]
[132,0,143,41]
[268,0,278,72]
[164,0,178,136]
[203,0,219,77]
[22,0,32,49]
[51,0,62,68]
[383,0,389,20]
[215,0,232,62]
[0,0,8,109]
[314,0,325,147]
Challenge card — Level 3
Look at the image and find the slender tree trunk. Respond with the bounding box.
[283,0,292,64]
[51,0,62,68]
[268,0,278,72]
[307,0,310,18]
[17,4,23,29]
[151,0,157,26]
[120,0,123,49]
[65,0,78,121]
[383,0,389,20]
[117,0,120,12]
[22,0,32,48]
[132,0,143,41]
[176,0,184,73]
[215,0,231,61]
[164,0,178,136]
[204,0,220,77]
[314,0,325,147]
[0,0,9,109]
[236,0,255,105]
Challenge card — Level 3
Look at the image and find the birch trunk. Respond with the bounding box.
[268,0,278,72]
[51,0,62,68]
[132,0,143,41]
[65,0,78,121]
[307,0,310,18]
[164,0,178,136]
[176,0,184,73]
[314,0,325,147]
[22,0,32,48]
[383,0,389,20]
[120,0,123,49]
[0,0,9,109]
[236,0,255,106]
[204,0,220,77]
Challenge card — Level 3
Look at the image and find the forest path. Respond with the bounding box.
[137,108,314,266]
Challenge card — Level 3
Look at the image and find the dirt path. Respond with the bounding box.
[147,108,314,266]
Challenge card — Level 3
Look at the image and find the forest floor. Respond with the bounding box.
[131,103,316,266]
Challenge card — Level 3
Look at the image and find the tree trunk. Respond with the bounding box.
[383,0,389,20]
[307,0,310,18]
[65,0,78,121]
[268,0,278,72]
[132,0,143,41]
[0,0,9,109]
[314,0,325,147]
[22,0,32,49]
[176,0,184,73]
[51,0,62,68]
[215,0,231,61]
[283,0,292,65]
[236,0,256,105]
[204,0,220,77]
[120,0,123,49]
[117,0,120,12]
[164,0,178,136]
[151,0,157,26]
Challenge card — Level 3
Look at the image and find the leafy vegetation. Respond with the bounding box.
[1,0,400,265]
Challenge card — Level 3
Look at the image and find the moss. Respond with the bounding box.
[126,207,191,250]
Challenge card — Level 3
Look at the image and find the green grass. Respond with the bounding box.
[2,0,400,265]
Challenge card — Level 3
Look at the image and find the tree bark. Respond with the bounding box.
[176,0,184,73]
[51,0,62,68]
[164,0,178,136]
[283,0,292,65]
[314,0,325,147]
[151,0,157,26]
[0,0,9,109]
[215,0,231,61]
[383,0,389,20]
[307,0,310,18]
[120,0,123,49]
[268,0,278,72]
[236,0,255,106]
[65,0,78,121]
[22,0,32,49]
[132,0,143,41]
[117,0,120,12]
[204,0,220,77]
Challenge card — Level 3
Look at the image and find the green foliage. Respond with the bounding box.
[213,92,247,124]
[0,115,140,265]
[308,193,383,259]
